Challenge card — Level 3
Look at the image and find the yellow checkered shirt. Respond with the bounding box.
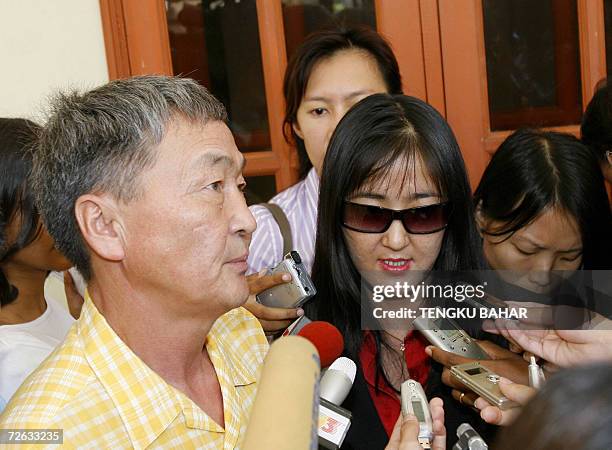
[0,295,268,449]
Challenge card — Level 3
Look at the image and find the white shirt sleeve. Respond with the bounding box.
[247,204,285,275]
[0,332,56,403]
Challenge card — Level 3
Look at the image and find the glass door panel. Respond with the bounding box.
[166,0,270,152]
[482,0,582,130]
[282,0,376,58]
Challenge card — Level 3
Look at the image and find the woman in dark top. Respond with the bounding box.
[305,94,492,449]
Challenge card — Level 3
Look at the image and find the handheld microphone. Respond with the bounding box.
[320,357,357,405]
[282,314,312,336]
[318,357,356,450]
[452,423,488,450]
[289,320,345,368]
[242,336,320,450]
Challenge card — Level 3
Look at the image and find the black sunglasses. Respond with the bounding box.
[342,201,452,234]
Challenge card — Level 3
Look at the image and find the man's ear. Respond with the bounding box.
[292,121,304,140]
[74,194,126,262]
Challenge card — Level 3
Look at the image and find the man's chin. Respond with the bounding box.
[231,281,250,306]
[212,274,249,309]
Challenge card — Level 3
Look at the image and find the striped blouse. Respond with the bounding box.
[247,168,319,275]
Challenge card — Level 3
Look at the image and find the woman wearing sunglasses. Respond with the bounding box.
[247,27,402,276]
[244,27,402,335]
[305,94,491,449]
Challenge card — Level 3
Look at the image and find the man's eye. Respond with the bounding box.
[206,181,223,192]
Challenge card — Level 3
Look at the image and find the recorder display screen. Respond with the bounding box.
[412,401,425,421]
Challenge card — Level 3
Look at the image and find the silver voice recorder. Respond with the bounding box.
[400,379,433,449]
[256,251,316,308]
[450,362,518,410]
[413,316,489,360]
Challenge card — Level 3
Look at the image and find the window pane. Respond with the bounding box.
[482,0,582,131]
[245,175,277,205]
[605,0,612,77]
[282,0,376,58]
[166,0,270,151]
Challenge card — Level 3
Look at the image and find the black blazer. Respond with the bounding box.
[339,360,498,450]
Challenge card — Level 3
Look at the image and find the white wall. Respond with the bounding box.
[0,0,109,121]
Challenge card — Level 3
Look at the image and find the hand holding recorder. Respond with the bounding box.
[425,339,529,408]
[385,382,446,450]
[245,251,316,335]
[484,316,612,368]
[473,378,535,426]
[243,270,301,335]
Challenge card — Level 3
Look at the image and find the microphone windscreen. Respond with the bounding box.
[297,321,344,368]
[242,336,320,450]
[320,357,357,406]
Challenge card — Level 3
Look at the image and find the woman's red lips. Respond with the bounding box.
[378,258,412,272]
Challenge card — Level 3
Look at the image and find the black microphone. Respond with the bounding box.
[453,422,488,450]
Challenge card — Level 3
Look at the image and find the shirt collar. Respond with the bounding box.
[208,309,259,387]
[303,167,320,212]
[78,294,181,448]
[77,294,257,448]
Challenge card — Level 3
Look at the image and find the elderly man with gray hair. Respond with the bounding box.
[0,76,268,448]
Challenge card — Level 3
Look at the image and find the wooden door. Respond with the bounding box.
[99,0,438,203]
[438,0,607,187]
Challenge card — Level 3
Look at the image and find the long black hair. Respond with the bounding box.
[581,78,612,162]
[474,128,612,270]
[0,118,42,306]
[305,94,483,361]
[283,26,402,179]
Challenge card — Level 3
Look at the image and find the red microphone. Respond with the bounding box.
[296,320,344,368]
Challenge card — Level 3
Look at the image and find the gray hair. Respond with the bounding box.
[31,75,227,280]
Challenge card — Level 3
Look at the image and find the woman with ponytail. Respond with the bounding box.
[0,118,75,411]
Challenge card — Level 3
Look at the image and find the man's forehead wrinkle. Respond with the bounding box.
[182,152,232,178]
[167,122,243,178]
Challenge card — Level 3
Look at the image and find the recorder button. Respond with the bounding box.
[487,374,500,384]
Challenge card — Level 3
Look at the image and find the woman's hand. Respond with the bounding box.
[243,270,304,335]
[385,397,446,450]
[425,339,529,407]
[485,317,612,367]
[474,377,536,426]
